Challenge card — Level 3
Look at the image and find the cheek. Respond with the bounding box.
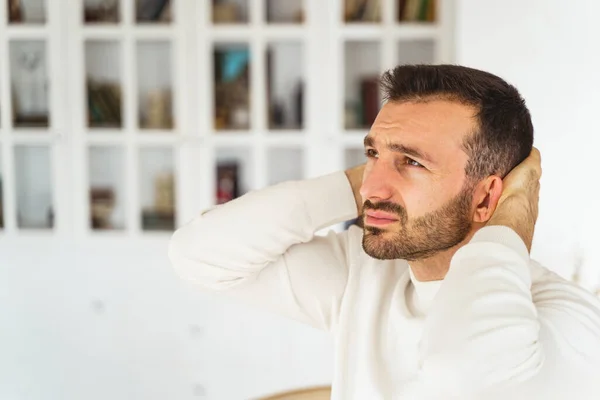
[395,176,445,217]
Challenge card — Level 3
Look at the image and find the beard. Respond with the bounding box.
[362,186,473,261]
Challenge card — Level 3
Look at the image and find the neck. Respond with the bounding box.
[409,228,479,281]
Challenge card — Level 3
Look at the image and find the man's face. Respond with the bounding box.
[360,100,478,261]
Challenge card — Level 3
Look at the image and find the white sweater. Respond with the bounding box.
[169,171,600,399]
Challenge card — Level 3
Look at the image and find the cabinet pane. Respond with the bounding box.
[215,147,252,204]
[8,0,46,24]
[15,145,53,229]
[85,41,123,129]
[10,40,50,129]
[267,148,303,185]
[266,0,303,24]
[344,41,380,130]
[343,0,380,23]
[398,0,436,23]
[137,41,174,130]
[266,42,304,131]
[140,147,175,231]
[84,0,120,24]
[398,39,435,64]
[345,147,366,169]
[136,0,172,24]
[214,43,251,131]
[212,0,248,24]
[89,146,126,230]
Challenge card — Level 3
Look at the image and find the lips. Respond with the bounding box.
[364,210,398,226]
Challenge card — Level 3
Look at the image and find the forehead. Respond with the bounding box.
[368,100,478,162]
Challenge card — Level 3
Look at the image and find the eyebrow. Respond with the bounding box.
[363,136,434,165]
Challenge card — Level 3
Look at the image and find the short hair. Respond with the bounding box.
[379,64,533,180]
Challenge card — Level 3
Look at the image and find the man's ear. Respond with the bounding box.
[472,176,503,223]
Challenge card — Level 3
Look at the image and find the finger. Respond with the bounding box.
[529,147,542,177]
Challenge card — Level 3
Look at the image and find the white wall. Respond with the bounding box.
[456,0,600,289]
[0,238,334,400]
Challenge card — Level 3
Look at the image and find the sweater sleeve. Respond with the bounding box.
[410,226,600,399]
[168,171,359,331]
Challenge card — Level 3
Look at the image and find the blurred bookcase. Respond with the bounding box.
[0,0,454,240]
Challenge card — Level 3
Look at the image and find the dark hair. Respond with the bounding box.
[379,64,533,180]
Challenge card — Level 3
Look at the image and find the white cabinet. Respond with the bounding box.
[0,0,454,240]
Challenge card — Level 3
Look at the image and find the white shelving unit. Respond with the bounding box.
[0,0,454,242]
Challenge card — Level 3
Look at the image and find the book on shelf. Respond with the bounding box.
[87,80,122,128]
[398,0,436,23]
[344,0,381,23]
[361,76,380,128]
[137,0,170,22]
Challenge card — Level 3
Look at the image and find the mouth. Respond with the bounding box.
[364,210,399,227]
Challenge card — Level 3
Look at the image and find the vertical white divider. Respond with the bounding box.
[251,0,267,190]
[381,0,398,73]
[0,0,16,234]
[49,0,69,236]
[123,0,139,236]
[174,0,197,227]
[197,0,216,211]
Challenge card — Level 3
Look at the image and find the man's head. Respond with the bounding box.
[361,64,533,262]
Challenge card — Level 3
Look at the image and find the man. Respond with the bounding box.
[168,65,600,399]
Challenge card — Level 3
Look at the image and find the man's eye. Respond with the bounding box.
[364,149,378,158]
[406,158,423,168]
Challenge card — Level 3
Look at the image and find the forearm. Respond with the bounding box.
[168,171,357,288]
[488,194,537,252]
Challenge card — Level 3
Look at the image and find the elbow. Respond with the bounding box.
[168,226,250,291]
[168,227,199,283]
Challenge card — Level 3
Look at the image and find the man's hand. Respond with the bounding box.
[488,148,542,252]
[345,164,365,216]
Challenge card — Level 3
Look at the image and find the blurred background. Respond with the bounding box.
[1,0,599,399]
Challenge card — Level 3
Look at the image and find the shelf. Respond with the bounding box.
[81,27,125,40]
[10,132,60,144]
[4,26,49,39]
[340,24,439,40]
[132,26,175,39]
[210,132,306,147]
[208,26,306,41]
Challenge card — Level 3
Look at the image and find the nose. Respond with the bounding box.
[359,161,394,203]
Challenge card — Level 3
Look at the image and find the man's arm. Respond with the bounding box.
[168,171,359,331]
[404,149,600,398]
[407,227,600,399]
